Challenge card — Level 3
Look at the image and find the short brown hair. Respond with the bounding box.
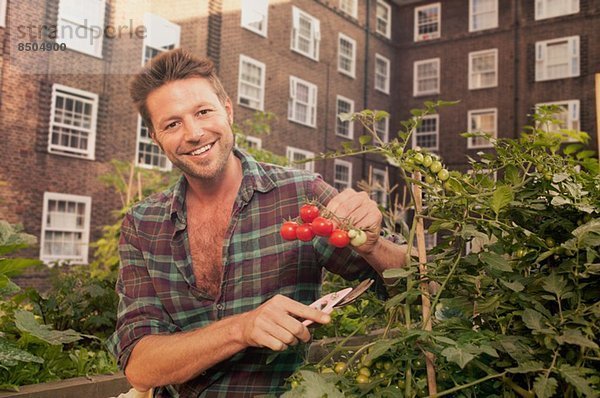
[129,48,229,132]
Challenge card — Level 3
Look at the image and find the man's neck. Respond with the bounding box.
[184,154,243,207]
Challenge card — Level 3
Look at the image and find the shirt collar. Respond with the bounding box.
[168,147,276,221]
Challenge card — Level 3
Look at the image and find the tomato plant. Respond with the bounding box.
[283,105,600,398]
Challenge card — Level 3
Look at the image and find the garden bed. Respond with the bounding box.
[0,373,129,398]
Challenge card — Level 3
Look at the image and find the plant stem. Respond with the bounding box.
[428,371,507,397]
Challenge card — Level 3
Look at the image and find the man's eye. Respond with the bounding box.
[196,109,212,117]
[163,121,179,131]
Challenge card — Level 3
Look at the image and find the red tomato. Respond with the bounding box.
[296,224,315,241]
[300,204,320,223]
[311,217,334,237]
[280,221,298,240]
[328,229,350,248]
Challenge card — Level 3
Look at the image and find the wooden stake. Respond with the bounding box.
[595,73,600,160]
[412,171,437,396]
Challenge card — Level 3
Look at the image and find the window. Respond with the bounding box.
[241,0,268,36]
[469,0,498,32]
[423,232,437,250]
[40,192,91,264]
[469,49,498,89]
[136,118,171,170]
[340,0,357,18]
[536,100,580,135]
[288,76,317,127]
[535,0,579,20]
[291,6,320,60]
[535,36,579,81]
[336,96,354,139]
[376,1,392,39]
[371,168,387,207]
[238,55,266,110]
[142,13,180,65]
[333,159,352,191]
[414,58,440,96]
[468,108,497,148]
[286,147,314,173]
[338,33,356,78]
[375,54,390,94]
[48,84,98,159]
[245,136,263,149]
[56,0,105,57]
[413,115,438,151]
[414,3,440,41]
[374,115,389,143]
[0,0,6,27]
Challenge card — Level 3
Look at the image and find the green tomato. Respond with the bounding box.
[437,168,450,181]
[544,172,553,181]
[361,355,373,368]
[383,361,393,371]
[347,229,358,239]
[413,152,424,164]
[350,229,368,247]
[356,374,370,384]
[290,380,300,389]
[545,237,556,248]
[422,155,433,168]
[515,249,527,258]
[358,367,372,377]
[320,367,334,374]
[424,175,436,185]
[397,379,406,389]
[375,361,384,370]
[430,160,443,173]
[334,362,347,374]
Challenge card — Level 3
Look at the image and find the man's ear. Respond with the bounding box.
[149,129,163,150]
[225,97,234,125]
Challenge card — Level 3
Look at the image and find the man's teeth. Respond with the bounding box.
[190,144,212,155]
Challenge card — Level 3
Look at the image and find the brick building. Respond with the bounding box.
[0,0,598,280]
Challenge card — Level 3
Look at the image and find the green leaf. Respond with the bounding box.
[521,309,553,334]
[432,335,458,346]
[572,219,600,248]
[337,112,354,122]
[364,339,394,364]
[555,329,599,349]
[504,165,521,185]
[14,310,83,345]
[490,185,514,215]
[359,135,372,145]
[558,364,599,398]
[563,143,583,155]
[542,272,568,296]
[501,280,525,292]
[0,274,21,297]
[0,258,42,277]
[480,251,512,272]
[297,370,344,398]
[383,267,416,279]
[0,338,44,366]
[507,361,545,374]
[441,346,475,369]
[533,375,558,398]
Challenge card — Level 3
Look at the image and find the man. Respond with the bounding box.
[107,48,410,397]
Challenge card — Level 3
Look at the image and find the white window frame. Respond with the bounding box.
[469,49,498,90]
[56,0,105,58]
[338,33,356,78]
[333,159,353,191]
[413,58,440,97]
[468,108,497,149]
[375,54,391,94]
[376,1,392,39]
[339,0,358,19]
[371,168,388,208]
[412,114,439,151]
[535,36,579,82]
[48,84,98,160]
[135,116,172,171]
[142,13,181,65]
[241,0,268,37]
[245,136,263,150]
[336,95,355,139]
[238,55,266,111]
[288,76,318,128]
[0,0,7,27]
[535,0,579,20]
[375,115,389,143]
[40,192,91,265]
[469,0,498,32]
[535,100,580,135]
[290,6,320,61]
[414,3,441,42]
[286,146,315,173]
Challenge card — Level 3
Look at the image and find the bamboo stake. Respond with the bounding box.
[595,73,600,161]
[137,171,143,202]
[412,170,437,396]
[125,162,135,205]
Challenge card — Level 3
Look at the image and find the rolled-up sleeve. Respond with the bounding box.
[106,212,179,370]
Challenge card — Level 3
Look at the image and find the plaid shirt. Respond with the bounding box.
[106,149,376,398]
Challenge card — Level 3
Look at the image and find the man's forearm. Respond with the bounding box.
[125,314,246,391]
[358,238,413,275]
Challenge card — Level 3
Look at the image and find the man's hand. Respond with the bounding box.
[239,295,331,351]
[326,188,382,254]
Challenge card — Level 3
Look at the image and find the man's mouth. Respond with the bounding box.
[188,143,213,156]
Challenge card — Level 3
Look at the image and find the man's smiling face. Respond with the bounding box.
[147,77,235,181]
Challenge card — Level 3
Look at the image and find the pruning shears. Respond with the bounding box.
[302,278,374,326]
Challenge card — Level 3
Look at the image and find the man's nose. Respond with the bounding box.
[182,119,206,140]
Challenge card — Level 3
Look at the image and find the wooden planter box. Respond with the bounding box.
[0,373,130,398]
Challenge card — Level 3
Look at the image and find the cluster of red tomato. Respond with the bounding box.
[279,204,367,248]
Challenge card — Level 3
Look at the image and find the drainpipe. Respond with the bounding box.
[513,0,520,137]
[361,0,371,182]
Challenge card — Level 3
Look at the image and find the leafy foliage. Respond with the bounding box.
[288,104,600,397]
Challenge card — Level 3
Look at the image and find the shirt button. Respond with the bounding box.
[216,303,224,310]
